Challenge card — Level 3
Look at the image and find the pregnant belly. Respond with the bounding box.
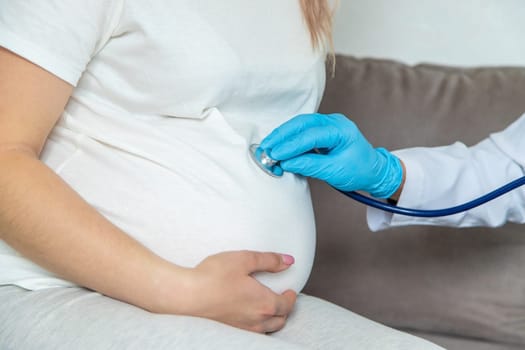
[50,128,316,294]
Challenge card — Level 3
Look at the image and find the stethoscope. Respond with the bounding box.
[249,144,525,218]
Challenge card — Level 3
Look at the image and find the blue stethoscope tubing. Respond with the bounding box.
[337,175,525,217]
[249,143,525,218]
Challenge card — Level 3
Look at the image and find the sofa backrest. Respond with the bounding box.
[305,55,525,346]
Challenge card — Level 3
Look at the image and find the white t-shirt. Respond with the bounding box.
[368,113,525,230]
[0,0,326,293]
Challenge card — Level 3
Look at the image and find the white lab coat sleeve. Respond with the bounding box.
[368,113,525,231]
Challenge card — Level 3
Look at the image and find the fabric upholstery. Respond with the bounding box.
[408,331,525,350]
[305,55,525,349]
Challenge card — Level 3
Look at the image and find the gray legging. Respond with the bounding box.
[0,286,444,350]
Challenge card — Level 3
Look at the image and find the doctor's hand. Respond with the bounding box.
[260,113,404,199]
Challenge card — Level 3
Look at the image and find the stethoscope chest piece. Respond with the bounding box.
[249,144,282,178]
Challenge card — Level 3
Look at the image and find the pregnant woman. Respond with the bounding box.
[0,1,442,349]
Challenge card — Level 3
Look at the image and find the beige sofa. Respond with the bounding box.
[304,55,525,350]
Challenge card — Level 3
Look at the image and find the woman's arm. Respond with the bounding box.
[0,47,295,333]
[0,46,179,311]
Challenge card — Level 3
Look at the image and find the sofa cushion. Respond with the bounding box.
[304,55,525,347]
[408,331,524,350]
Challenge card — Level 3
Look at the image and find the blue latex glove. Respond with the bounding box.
[259,113,403,198]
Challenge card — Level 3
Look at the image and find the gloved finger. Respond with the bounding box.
[270,165,284,177]
[260,113,330,150]
[269,125,342,160]
[280,153,332,178]
[252,146,284,177]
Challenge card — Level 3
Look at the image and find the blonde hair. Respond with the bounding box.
[299,0,335,50]
[299,0,337,70]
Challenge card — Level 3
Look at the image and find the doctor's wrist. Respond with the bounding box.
[388,158,406,203]
[367,148,404,199]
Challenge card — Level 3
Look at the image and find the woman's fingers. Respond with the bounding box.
[274,290,297,316]
[239,251,295,275]
[261,290,297,333]
[186,250,298,332]
[261,316,288,334]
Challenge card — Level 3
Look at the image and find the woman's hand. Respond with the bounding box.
[155,251,297,334]
[260,113,404,199]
